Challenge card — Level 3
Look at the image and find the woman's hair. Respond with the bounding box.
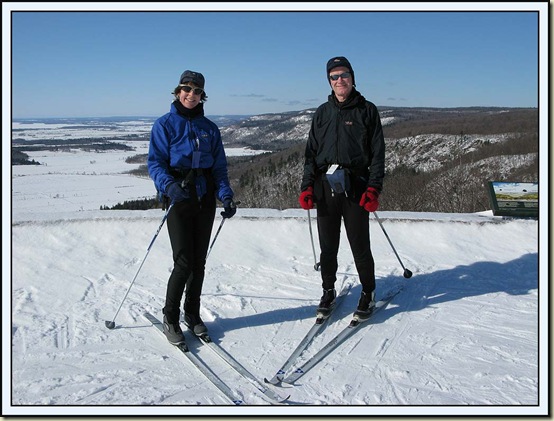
[172,84,208,102]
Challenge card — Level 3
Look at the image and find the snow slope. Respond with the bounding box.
[5,123,547,417]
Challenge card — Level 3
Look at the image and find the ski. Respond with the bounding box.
[191,330,290,405]
[280,288,402,386]
[264,282,353,386]
[142,312,245,405]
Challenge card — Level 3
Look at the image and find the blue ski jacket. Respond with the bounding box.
[148,102,233,202]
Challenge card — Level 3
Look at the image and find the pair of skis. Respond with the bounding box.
[265,286,402,386]
[263,282,353,385]
[143,312,289,406]
[143,285,401,403]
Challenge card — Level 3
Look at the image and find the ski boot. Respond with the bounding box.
[316,288,336,323]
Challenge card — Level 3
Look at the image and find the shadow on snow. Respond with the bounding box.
[206,252,538,341]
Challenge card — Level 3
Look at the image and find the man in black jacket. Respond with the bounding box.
[299,56,385,322]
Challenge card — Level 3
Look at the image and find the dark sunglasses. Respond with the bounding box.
[181,85,204,95]
[329,72,352,81]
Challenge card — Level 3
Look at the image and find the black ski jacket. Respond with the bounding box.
[300,89,385,200]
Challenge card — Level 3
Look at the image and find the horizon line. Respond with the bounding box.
[11,105,539,120]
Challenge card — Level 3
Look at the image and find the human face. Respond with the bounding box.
[178,83,203,109]
[329,66,353,102]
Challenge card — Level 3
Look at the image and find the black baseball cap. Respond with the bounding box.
[179,70,205,89]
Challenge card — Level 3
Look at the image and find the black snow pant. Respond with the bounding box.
[316,183,376,294]
[163,196,216,324]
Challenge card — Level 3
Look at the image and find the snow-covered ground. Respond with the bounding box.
[5,121,547,416]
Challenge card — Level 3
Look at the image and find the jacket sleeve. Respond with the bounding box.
[366,105,385,192]
[147,120,174,195]
[210,127,234,202]
[300,113,320,191]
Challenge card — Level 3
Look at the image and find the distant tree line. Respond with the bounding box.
[382,107,537,138]
[12,149,41,165]
[100,197,161,210]
[12,138,135,155]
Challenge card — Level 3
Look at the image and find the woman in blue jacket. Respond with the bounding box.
[148,70,236,345]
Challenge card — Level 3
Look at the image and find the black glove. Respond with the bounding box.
[166,182,190,204]
[221,197,237,219]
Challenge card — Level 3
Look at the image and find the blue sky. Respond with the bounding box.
[6,3,545,118]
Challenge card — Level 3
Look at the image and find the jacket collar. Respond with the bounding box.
[171,100,204,119]
[329,88,364,109]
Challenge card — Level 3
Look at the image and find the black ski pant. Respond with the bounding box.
[316,188,375,295]
[163,199,216,324]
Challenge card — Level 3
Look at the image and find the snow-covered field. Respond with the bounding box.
[5,119,547,416]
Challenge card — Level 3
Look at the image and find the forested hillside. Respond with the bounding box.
[114,106,538,213]
[226,107,538,213]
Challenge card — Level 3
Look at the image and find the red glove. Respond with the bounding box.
[359,187,379,212]
[299,186,314,210]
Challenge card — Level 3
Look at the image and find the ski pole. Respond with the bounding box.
[105,203,174,329]
[207,218,225,258]
[307,209,321,271]
[207,201,241,258]
[372,211,412,279]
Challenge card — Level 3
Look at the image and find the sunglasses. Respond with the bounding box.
[329,72,352,81]
[180,85,204,95]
